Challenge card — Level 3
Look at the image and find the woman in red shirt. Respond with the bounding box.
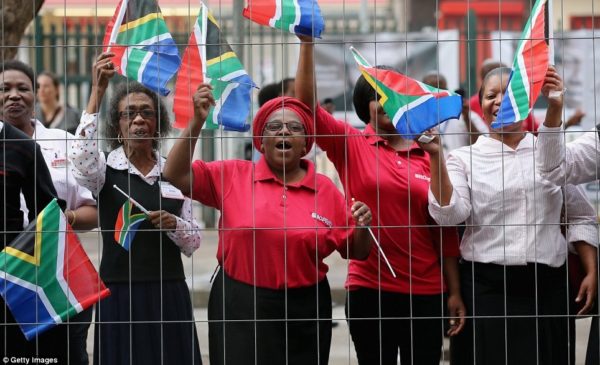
[164,84,374,365]
[295,37,465,364]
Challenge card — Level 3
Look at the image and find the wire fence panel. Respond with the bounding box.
[0,1,599,364]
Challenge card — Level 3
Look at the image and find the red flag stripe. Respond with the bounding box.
[173,28,205,129]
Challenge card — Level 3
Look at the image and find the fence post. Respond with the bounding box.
[466,9,477,98]
[34,16,43,73]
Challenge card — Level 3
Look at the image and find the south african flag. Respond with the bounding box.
[173,1,255,131]
[350,46,462,139]
[0,199,110,340]
[114,200,146,251]
[243,0,325,38]
[102,0,181,96]
[492,0,550,129]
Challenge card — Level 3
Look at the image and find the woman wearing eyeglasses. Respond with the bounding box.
[69,52,203,365]
[163,85,374,365]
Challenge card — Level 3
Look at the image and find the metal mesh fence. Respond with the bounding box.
[0,0,599,364]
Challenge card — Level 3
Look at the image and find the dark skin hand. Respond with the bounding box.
[146,210,178,230]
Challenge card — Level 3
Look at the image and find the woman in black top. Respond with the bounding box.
[69,52,203,365]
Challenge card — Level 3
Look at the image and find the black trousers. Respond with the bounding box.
[345,287,445,365]
[208,270,332,365]
[69,308,93,365]
[451,261,569,365]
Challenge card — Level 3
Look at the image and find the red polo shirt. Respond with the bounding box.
[191,156,355,289]
[316,107,460,294]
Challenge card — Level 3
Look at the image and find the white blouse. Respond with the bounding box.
[429,134,598,267]
[20,120,97,225]
[68,112,201,257]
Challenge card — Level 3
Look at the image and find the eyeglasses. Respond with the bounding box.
[119,109,156,121]
[264,121,305,133]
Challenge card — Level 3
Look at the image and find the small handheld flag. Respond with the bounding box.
[491,0,550,129]
[173,1,255,131]
[102,0,181,96]
[113,185,150,215]
[243,0,325,38]
[350,47,462,139]
[0,199,110,340]
[113,185,148,250]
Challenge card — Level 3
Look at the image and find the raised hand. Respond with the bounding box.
[541,65,564,108]
[192,83,216,127]
[92,52,117,91]
[86,52,117,115]
[541,65,565,128]
[416,129,442,156]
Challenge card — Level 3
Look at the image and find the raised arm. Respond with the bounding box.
[420,132,471,225]
[419,133,453,206]
[534,66,600,185]
[295,35,317,110]
[163,84,215,196]
[69,52,117,195]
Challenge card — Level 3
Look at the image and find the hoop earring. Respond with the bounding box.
[117,133,123,144]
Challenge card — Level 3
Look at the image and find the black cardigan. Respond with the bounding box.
[0,122,59,245]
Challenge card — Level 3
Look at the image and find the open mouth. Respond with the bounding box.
[131,129,149,138]
[275,140,292,151]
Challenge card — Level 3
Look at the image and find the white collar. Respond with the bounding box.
[475,133,534,153]
[106,146,165,178]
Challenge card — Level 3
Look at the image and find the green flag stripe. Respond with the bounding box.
[118,216,145,244]
[116,18,170,45]
[273,0,299,31]
[0,203,78,318]
[37,206,78,317]
[369,76,426,125]
[207,57,244,79]
[124,49,151,80]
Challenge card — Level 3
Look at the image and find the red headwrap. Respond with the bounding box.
[252,96,314,155]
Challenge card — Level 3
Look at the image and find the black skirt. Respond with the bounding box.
[93,280,202,365]
[208,269,332,365]
[451,261,569,365]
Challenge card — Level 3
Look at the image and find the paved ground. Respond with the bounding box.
[79,231,594,364]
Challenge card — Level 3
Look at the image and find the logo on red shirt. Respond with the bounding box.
[311,212,332,228]
[414,173,431,182]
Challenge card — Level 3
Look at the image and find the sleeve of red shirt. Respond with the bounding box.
[428,216,461,258]
[315,106,360,164]
[190,159,235,210]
